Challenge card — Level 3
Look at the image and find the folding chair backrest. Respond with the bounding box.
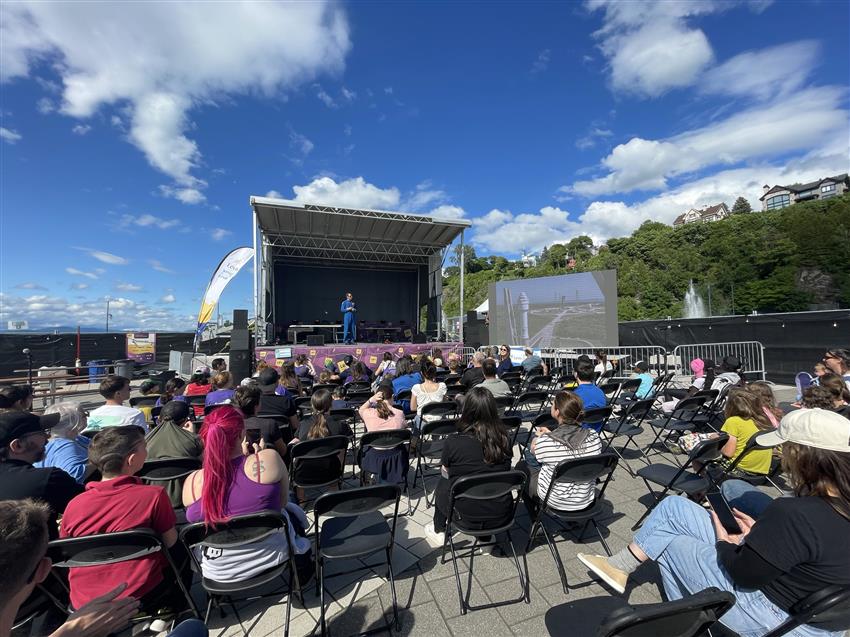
[514,391,549,407]
[315,484,400,519]
[47,529,163,568]
[532,413,558,430]
[582,406,614,429]
[500,416,522,431]
[597,587,735,637]
[345,390,372,406]
[551,452,618,485]
[290,435,349,485]
[138,457,201,483]
[672,395,708,420]
[130,396,159,408]
[180,511,288,550]
[624,398,655,423]
[725,433,780,474]
[692,389,720,410]
[445,385,465,398]
[444,373,462,385]
[598,382,620,402]
[501,372,521,382]
[493,395,515,411]
[345,382,371,393]
[311,384,338,395]
[294,396,313,411]
[358,429,411,453]
[689,434,729,465]
[420,401,458,420]
[421,418,461,438]
[526,375,553,391]
[330,408,357,421]
[772,586,850,635]
[450,470,526,502]
[618,378,642,394]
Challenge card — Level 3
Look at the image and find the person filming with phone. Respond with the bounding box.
[577,408,850,637]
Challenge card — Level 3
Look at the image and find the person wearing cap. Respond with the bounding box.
[256,367,299,433]
[34,402,91,484]
[86,375,148,433]
[630,360,654,399]
[0,384,35,410]
[0,409,84,537]
[712,355,742,390]
[578,407,850,637]
[145,400,203,507]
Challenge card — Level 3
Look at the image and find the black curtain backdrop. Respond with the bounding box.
[619,310,850,384]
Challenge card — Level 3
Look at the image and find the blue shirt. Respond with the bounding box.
[521,355,542,372]
[154,394,187,408]
[392,372,423,396]
[35,436,90,484]
[573,383,608,432]
[496,358,513,377]
[205,388,235,406]
[635,372,654,398]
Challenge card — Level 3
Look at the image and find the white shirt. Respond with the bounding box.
[534,430,603,511]
[594,362,613,374]
[411,382,447,415]
[87,404,148,433]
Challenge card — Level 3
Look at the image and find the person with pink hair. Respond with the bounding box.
[661,358,711,414]
[182,406,309,583]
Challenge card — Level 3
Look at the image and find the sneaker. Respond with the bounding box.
[424,522,445,546]
[577,553,628,594]
[149,619,172,633]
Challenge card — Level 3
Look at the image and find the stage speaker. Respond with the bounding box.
[231,328,249,350]
[233,309,248,330]
[412,333,426,344]
[229,349,251,384]
[306,334,325,346]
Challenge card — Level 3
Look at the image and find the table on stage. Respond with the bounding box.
[287,324,342,344]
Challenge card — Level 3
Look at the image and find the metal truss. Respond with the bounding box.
[263,232,436,265]
[304,203,443,224]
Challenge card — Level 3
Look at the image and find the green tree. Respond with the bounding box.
[566,235,594,260]
[731,197,752,214]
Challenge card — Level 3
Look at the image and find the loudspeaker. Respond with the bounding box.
[306,334,325,346]
[233,309,248,330]
[231,328,249,350]
[229,350,251,384]
[412,333,426,344]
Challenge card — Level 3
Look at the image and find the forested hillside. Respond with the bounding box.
[443,194,850,320]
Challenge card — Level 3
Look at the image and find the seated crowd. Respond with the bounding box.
[1,346,849,637]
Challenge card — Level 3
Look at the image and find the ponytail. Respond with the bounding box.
[161,377,186,405]
[198,406,244,526]
[308,389,333,439]
[374,383,395,420]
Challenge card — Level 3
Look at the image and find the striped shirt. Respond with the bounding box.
[534,430,603,511]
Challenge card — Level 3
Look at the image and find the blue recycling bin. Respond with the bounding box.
[87,359,110,383]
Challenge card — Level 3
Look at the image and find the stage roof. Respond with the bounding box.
[250,196,471,265]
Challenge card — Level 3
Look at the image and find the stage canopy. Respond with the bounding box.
[250,196,471,344]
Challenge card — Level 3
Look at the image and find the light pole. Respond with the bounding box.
[105,297,113,332]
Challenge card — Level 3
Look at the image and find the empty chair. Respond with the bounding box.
[644,395,708,459]
[601,399,654,476]
[445,385,465,399]
[597,382,621,404]
[418,400,458,426]
[412,418,459,507]
[343,390,372,408]
[612,378,642,405]
[310,383,338,395]
[130,395,159,408]
[289,435,350,505]
[507,391,549,423]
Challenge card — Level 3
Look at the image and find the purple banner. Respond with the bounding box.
[255,341,465,371]
[126,332,156,363]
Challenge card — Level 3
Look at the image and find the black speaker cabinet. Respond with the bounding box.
[233,309,248,330]
[306,334,325,347]
[230,328,249,351]
[229,350,251,384]
[412,333,426,344]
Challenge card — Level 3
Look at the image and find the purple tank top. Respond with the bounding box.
[186,456,281,523]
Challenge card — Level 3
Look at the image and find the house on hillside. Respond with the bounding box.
[520,252,538,268]
[672,202,729,227]
[759,173,849,211]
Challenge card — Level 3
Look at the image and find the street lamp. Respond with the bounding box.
[105,297,113,332]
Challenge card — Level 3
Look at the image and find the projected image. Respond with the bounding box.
[489,271,617,348]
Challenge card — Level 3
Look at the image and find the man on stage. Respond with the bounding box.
[340,292,357,344]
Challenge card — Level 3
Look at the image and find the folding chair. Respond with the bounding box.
[525,375,553,393]
[507,390,549,422]
[179,512,301,636]
[46,529,199,622]
[130,396,160,408]
[500,415,522,451]
[688,388,726,431]
[644,395,708,460]
[445,384,466,399]
[443,373,462,385]
[442,470,530,615]
[419,400,458,426]
[293,396,313,418]
[526,453,619,593]
[344,381,371,394]
[632,434,729,530]
[596,369,616,386]
[412,418,459,508]
[314,485,402,635]
[581,405,614,433]
[597,382,621,404]
[601,399,654,476]
[289,435,350,506]
[13,587,62,631]
[763,585,850,637]
[151,406,162,425]
[203,403,231,416]
[310,383,338,396]
[514,412,558,455]
[612,379,642,406]
[186,395,207,420]
[138,457,202,523]
[356,429,412,515]
[493,395,516,413]
[707,434,785,494]
[344,390,372,408]
[544,587,735,637]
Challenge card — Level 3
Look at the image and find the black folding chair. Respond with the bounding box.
[612,379,642,406]
[501,415,522,450]
[344,381,372,394]
[310,383,339,395]
[526,453,619,593]
[707,434,784,494]
[418,400,458,425]
[443,373,462,385]
[514,412,558,455]
[46,529,199,621]
[525,375,553,392]
[138,457,202,522]
[644,395,708,460]
[186,394,207,420]
[763,585,850,637]
[598,382,621,404]
[442,470,530,615]
[293,395,313,418]
[445,385,465,399]
[544,586,735,637]
[13,587,62,631]
[130,395,160,408]
[412,419,459,508]
[632,434,729,530]
[289,435,350,506]
[601,398,654,476]
[581,405,614,434]
[493,395,515,413]
[314,485,402,635]
[507,390,549,422]
[203,402,231,416]
[689,387,727,430]
[356,429,413,515]
[179,512,302,636]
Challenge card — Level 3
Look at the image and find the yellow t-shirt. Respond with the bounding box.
[721,416,771,475]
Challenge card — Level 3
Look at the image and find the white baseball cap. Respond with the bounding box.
[756,408,850,453]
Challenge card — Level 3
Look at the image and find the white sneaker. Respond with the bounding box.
[424,522,445,546]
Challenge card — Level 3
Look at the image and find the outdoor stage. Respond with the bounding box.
[255,341,466,370]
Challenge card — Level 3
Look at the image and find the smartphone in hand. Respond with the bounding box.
[245,429,261,446]
[706,490,742,534]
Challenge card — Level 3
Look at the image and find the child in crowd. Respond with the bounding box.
[87,375,147,433]
[156,377,187,408]
[631,361,654,399]
[746,381,782,428]
[204,371,235,406]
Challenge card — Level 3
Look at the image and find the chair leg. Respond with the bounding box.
[591,519,613,556]
[386,547,400,632]
[284,569,293,637]
[506,530,530,604]
[541,520,569,594]
[318,559,327,636]
[447,530,467,615]
[203,596,214,624]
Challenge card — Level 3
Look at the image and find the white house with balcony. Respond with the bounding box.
[759,173,849,211]
[672,202,729,226]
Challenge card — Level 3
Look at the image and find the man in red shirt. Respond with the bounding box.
[60,425,181,613]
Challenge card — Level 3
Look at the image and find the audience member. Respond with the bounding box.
[280,363,304,396]
[495,344,513,377]
[34,402,90,484]
[358,384,406,432]
[520,348,544,375]
[747,380,782,428]
[712,355,743,390]
[425,387,511,545]
[139,380,159,397]
[211,357,227,373]
[0,410,82,536]
[447,358,461,376]
[293,389,353,443]
[331,384,347,410]
[479,358,511,398]
[823,348,850,390]
[86,375,147,433]
[802,385,838,411]
[145,400,204,507]
[818,373,850,418]
[0,499,141,637]
[345,361,371,386]
[337,355,356,383]
[0,384,34,411]
[460,351,486,392]
[375,352,396,380]
[392,357,423,397]
[257,368,299,433]
[578,408,850,636]
[185,368,212,397]
[204,371,235,406]
[630,361,654,399]
[234,384,289,458]
[663,359,706,405]
[571,360,607,430]
[60,426,184,613]
[183,406,310,584]
[156,377,187,408]
[594,349,613,375]
[411,360,448,429]
[709,389,774,477]
[293,353,315,381]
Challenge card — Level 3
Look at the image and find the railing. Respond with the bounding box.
[543,346,670,375]
[672,341,766,381]
[3,364,116,409]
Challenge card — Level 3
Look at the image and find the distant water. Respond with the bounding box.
[683,280,707,318]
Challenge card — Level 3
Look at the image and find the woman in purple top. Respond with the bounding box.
[205,371,236,406]
[293,354,315,381]
[155,377,189,408]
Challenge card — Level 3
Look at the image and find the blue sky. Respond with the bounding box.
[1,0,848,331]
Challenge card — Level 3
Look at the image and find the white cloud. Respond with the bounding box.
[71,123,91,135]
[36,97,54,114]
[403,181,448,211]
[265,190,284,199]
[160,293,176,303]
[567,86,848,196]
[429,205,466,221]
[115,282,143,292]
[292,176,401,210]
[701,40,820,100]
[65,267,99,279]
[2,2,351,202]
[209,228,231,241]
[472,206,581,254]
[289,128,314,155]
[15,282,47,290]
[575,127,613,150]
[383,87,393,95]
[120,213,180,230]
[75,247,129,265]
[0,127,22,143]
[70,282,89,290]
[531,49,551,74]
[149,259,173,273]
[341,86,356,101]
[316,86,338,108]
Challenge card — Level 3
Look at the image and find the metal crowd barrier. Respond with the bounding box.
[543,346,670,375]
[672,341,766,381]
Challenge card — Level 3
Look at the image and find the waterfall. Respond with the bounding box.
[683,280,707,318]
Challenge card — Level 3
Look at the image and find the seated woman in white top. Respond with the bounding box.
[410,360,448,430]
